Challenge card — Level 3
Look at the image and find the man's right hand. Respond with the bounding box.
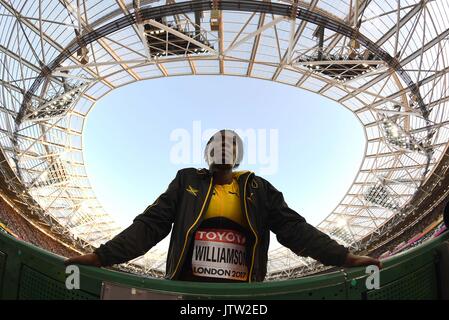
[64,253,102,267]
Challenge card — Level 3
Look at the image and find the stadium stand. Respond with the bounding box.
[379,219,447,258]
[445,201,449,228]
[0,199,79,258]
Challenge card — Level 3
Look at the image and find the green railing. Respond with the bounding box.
[0,230,447,300]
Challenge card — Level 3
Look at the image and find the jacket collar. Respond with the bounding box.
[196,168,253,181]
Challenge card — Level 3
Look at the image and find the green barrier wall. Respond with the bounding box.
[0,231,447,300]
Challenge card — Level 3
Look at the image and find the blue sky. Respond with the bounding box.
[83,75,365,249]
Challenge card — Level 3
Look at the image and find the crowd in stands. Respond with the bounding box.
[378,219,447,259]
[0,199,79,257]
[369,200,449,258]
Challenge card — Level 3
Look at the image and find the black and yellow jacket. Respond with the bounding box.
[94,167,349,282]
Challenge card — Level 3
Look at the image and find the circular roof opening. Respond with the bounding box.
[84,75,365,274]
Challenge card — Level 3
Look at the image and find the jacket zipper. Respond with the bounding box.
[243,172,259,283]
[170,176,214,279]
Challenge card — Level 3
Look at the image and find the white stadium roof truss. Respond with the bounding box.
[0,0,448,278]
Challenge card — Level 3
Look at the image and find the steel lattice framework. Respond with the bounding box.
[0,0,448,278]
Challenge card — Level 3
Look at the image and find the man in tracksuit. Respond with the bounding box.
[65,129,381,282]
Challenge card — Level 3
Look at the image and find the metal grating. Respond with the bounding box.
[18,265,97,300]
[366,263,438,300]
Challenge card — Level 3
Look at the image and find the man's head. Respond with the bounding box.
[204,129,244,172]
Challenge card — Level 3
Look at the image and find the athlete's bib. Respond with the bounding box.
[191,228,248,281]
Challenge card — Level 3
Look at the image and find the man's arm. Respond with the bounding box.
[265,179,381,268]
[65,170,182,267]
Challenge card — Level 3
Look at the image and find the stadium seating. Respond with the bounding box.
[0,201,78,258]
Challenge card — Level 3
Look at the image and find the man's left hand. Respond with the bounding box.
[343,253,383,269]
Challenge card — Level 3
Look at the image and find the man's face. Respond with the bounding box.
[207,131,238,172]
